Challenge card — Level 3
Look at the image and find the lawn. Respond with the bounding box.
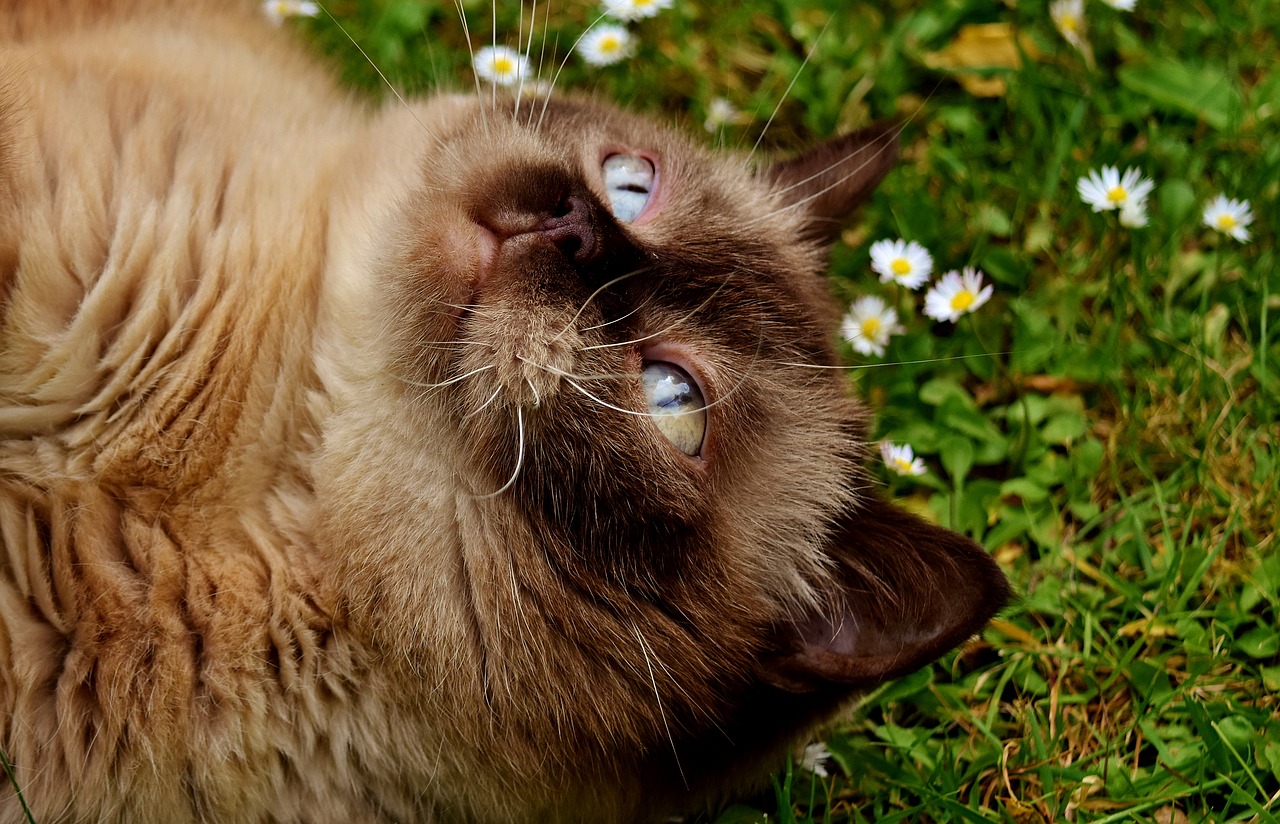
[297,0,1279,820]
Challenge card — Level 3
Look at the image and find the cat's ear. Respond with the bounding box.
[764,495,1010,693]
[763,125,899,244]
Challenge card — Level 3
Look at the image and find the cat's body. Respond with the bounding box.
[0,2,1008,822]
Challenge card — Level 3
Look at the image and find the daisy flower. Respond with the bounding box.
[881,442,927,478]
[1049,0,1087,51]
[869,238,933,290]
[703,97,738,133]
[1099,0,1136,9]
[473,46,530,86]
[262,0,319,25]
[1076,165,1154,214]
[840,296,904,358]
[799,742,833,778]
[577,24,634,66]
[602,0,673,21]
[1202,194,1253,242]
[923,267,994,323]
[1119,200,1149,228]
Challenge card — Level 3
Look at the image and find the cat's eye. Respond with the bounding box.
[602,154,655,223]
[640,362,706,456]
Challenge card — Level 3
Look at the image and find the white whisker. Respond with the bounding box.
[747,15,832,163]
[580,275,734,351]
[516,355,638,383]
[777,351,1014,371]
[463,387,503,419]
[580,299,648,333]
[551,267,653,342]
[743,131,901,232]
[630,622,684,787]
[317,3,440,148]
[535,9,615,131]
[454,0,490,138]
[475,407,525,498]
[400,364,494,390]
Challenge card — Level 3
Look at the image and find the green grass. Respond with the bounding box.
[302,0,1280,821]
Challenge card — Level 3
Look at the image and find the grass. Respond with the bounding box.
[301,0,1280,821]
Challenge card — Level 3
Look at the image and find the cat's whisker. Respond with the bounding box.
[744,133,901,233]
[399,364,495,391]
[515,355,639,383]
[580,275,734,351]
[630,622,685,787]
[513,0,535,117]
[316,4,443,150]
[418,337,496,350]
[551,267,653,343]
[579,292,656,333]
[524,377,541,408]
[432,300,497,319]
[747,15,832,164]
[534,10,615,132]
[768,117,905,206]
[453,0,490,139]
[489,2,499,114]
[776,351,1015,371]
[564,369,750,419]
[463,387,503,420]
[474,407,525,498]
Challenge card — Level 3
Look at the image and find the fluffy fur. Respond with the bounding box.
[0,2,1009,821]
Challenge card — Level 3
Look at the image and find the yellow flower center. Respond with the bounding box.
[950,291,975,312]
[891,258,911,275]
[1216,213,1237,231]
[1060,14,1079,32]
[1106,185,1127,204]
[492,56,514,74]
[635,0,654,6]
[892,457,914,474]
[600,36,621,54]
[861,318,882,339]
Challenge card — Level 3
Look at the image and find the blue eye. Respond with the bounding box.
[640,362,706,456]
[602,154,655,223]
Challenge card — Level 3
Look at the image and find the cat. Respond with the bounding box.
[0,1,1010,822]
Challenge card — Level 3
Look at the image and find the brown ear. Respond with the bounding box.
[765,495,1011,693]
[764,124,899,243]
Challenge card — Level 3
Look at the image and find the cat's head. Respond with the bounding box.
[315,92,1008,819]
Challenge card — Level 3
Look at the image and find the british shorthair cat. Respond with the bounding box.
[0,1,1009,821]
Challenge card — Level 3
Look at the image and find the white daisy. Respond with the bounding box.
[1076,165,1154,213]
[1099,0,1136,9]
[577,24,634,66]
[262,0,319,25]
[1202,194,1253,242]
[840,296,904,358]
[602,0,673,21]
[923,267,994,323]
[869,238,933,290]
[881,442,927,478]
[1049,0,1087,50]
[473,46,530,86]
[703,97,738,133]
[1119,200,1149,228]
[799,742,833,778]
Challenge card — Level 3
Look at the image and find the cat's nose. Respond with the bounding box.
[533,192,602,265]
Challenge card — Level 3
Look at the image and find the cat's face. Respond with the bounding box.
[383,96,867,594]
[315,93,1006,818]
